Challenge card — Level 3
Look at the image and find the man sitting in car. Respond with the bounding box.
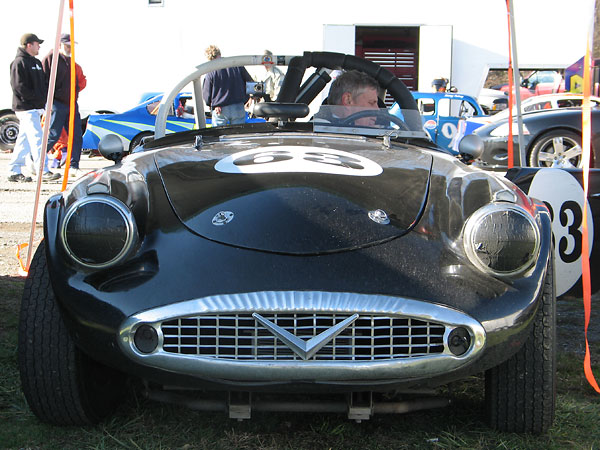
[315,70,380,126]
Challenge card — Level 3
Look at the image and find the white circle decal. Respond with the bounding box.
[528,168,594,296]
[214,146,383,176]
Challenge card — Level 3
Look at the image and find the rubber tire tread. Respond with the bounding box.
[0,112,18,150]
[485,256,556,433]
[18,242,106,425]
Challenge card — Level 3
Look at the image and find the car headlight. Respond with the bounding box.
[463,203,540,277]
[489,122,530,137]
[60,195,138,268]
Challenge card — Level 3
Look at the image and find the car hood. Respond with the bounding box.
[155,142,433,255]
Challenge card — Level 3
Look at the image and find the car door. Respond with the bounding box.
[436,97,479,152]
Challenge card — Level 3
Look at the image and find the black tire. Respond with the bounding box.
[18,242,126,425]
[129,131,153,152]
[485,256,556,433]
[0,111,19,151]
[528,129,592,168]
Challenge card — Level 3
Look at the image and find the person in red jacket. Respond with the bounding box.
[42,33,86,178]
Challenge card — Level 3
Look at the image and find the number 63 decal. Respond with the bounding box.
[215,146,383,176]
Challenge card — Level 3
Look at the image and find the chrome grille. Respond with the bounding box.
[161,313,445,361]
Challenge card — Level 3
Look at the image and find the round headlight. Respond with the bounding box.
[463,203,540,276]
[61,195,137,268]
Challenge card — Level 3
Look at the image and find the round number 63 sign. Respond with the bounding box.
[528,168,595,297]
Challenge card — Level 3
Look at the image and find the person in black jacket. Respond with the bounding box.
[202,45,252,126]
[8,33,60,182]
[42,33,85,178]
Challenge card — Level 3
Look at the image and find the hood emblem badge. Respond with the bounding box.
[212,211,234,226]
[368,209,390,225]
[252,313,359,360]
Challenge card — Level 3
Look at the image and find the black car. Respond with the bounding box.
[473,106,600,169]
[18,51,555,433]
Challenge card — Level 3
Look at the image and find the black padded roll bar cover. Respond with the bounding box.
[278,52,418,113]
[277,55,307,103]
[277,51,421,129]
[296,70,332,105]
[305,52,418,113]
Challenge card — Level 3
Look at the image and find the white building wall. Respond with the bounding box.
[0,0,594,113]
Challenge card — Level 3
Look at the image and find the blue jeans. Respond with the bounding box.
[9,109,49,175]
[47,100,83,169]
[211,103,246,126]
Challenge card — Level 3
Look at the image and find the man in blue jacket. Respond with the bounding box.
[202,45,252,126]
[8,33,60,182]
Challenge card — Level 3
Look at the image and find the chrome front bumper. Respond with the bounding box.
[118,291,486,382]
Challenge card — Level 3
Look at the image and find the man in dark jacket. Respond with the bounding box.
[8,33,60,182]
[42,33,85,178]
[202,45,252,126]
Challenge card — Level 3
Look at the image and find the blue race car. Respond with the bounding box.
[82,93,263,152]
[390,92,486,153]
[82,93,196,152]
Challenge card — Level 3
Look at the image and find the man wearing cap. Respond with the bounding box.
[42,33,86,178]
[8,33,60,182]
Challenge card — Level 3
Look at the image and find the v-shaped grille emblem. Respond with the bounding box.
[252,313,359,360]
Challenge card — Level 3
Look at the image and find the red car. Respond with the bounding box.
[497,70,565,100]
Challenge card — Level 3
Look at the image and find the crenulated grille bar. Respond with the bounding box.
[161,313,445,361]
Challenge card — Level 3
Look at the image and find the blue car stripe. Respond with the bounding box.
[86,123,132,145]
[83,118,196,150]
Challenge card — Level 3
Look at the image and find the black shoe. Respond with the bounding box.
[7,173,33,182]
[41,171,61,181]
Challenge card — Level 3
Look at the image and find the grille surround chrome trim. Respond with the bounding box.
[118,291,486,382]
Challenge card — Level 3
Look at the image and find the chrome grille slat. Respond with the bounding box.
[161,313,445,361]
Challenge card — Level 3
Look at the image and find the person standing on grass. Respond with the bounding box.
[8,33,60,182]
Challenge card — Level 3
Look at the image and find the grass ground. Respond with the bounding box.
[1,274,600,449]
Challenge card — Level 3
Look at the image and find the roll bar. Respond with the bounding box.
[155,52,421,139]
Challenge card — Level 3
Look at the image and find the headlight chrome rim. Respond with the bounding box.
[60,195,138,269]
[463,202,540,277]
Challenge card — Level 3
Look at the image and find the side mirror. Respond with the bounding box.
[98,134,125,163]
[458,134,484,161]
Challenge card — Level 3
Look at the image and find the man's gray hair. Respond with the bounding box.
[328,70,379,105]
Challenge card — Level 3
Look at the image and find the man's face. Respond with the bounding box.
[62,43,71,56]
[341,87,378,126]
[26,42,40,56]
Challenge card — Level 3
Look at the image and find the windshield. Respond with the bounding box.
[312,105,429,139]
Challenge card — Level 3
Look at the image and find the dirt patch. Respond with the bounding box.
[0,222,43,277]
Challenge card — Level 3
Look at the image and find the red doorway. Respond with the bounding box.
[355,27,419,106]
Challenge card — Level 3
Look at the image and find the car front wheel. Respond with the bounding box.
[528,129,593,168]
[485,255,556,433]
[129,131,153,152]
[18,242,126,425]
[0,111,19,151]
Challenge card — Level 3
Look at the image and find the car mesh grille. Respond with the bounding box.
[161,314,446,361]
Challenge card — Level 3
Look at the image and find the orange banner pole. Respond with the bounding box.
[21,0,65,275]
[61,0,76,191]
[581,27,600,393]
